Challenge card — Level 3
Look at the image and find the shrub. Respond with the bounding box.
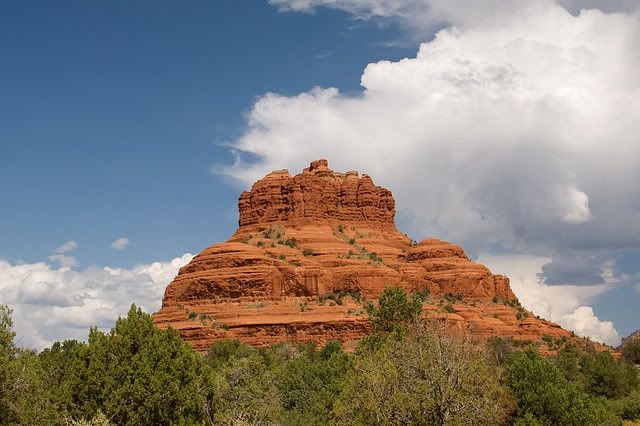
[365,287,424,335]
[319,292,343,306]
[277,341,352,424]
[257,241,264,247]
[444,303,455,313]
[207,354,283,424]
[337,224,345,233]
[335,323,511,425]
[205,339,258,369]
[278,254,286,261]
[348,238,356,245]
[504,347,613,425]
[302,248,314,257]
[263,225,284,240]
[281,238,298,248]
[579,350,639,399]
[368,252,382,263]
[68,305,204,424]
[188,311,197,320]
[443,293,463,303]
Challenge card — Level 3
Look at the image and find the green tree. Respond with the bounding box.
[0,305,58,424]
[365,287,425,334]
[334,322,510,425]
[504,347,614,425]
[276,340,352,425]
[205,338,259,370]
[207,353,282,425]
[0,304,16,422]
[578,350,638,399]
[68,304,204,425]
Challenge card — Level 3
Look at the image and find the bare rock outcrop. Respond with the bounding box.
[154,160,598,352]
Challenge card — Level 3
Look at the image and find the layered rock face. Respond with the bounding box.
[154,160,584,352]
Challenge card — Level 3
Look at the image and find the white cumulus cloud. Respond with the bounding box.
[218,0,640,344]
[0,253,193,349]
[223,1,640,256]
[110,237,130,251]
[478,254,620,345]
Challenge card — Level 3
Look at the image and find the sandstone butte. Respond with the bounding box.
[154,159,608,354]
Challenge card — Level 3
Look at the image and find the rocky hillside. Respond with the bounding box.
[621,329,640,348]
[153,160,595,352]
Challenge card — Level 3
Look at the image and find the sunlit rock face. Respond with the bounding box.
[154,160,591,353]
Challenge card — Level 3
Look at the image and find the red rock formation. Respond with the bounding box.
[154,160,600,353]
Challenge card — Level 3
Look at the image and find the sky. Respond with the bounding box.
[1,0,639,349]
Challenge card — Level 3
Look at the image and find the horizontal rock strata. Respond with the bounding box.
[154,160,603,353]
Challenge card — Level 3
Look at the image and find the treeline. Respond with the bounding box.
[1,288,639,425]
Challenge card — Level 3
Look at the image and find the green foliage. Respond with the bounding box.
[365,287,424,334]
[413,288,430,301]
[335,323,510,425]
[68,305,204,425]
[504,347,616,425]
[319,292,344,306]
[319,289,362,306]
[280,237,298,248]
[579,350,639,399]
[368,252,382,263]
[188,311,197,320]
[302,248,314,256]
[615,388,640,420]
[278,254,286,260]
[2,298,640,426]
[205,338,258,369]
[0,305,16,357]
[277,341,352,425]
[208,354,283,424]
[443,303,455,313]
[263,225,284,239]
[337,224,345,233]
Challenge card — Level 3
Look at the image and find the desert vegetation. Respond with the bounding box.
[1,290,639,425]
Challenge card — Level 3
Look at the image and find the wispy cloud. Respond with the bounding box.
[54,240,77,254]
[314,49,333,59]
[110,237,130,251]
[48,254,78,269]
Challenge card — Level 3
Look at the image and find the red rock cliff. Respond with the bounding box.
[154,160,593,352]
[238,159,396,227]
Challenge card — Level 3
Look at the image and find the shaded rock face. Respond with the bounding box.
[621,330,640,349]
[154,160,584,352]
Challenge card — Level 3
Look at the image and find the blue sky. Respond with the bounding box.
[0,0,414,267]
[1,0,639,348]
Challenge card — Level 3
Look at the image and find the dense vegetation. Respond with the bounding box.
[1,288,639,425]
